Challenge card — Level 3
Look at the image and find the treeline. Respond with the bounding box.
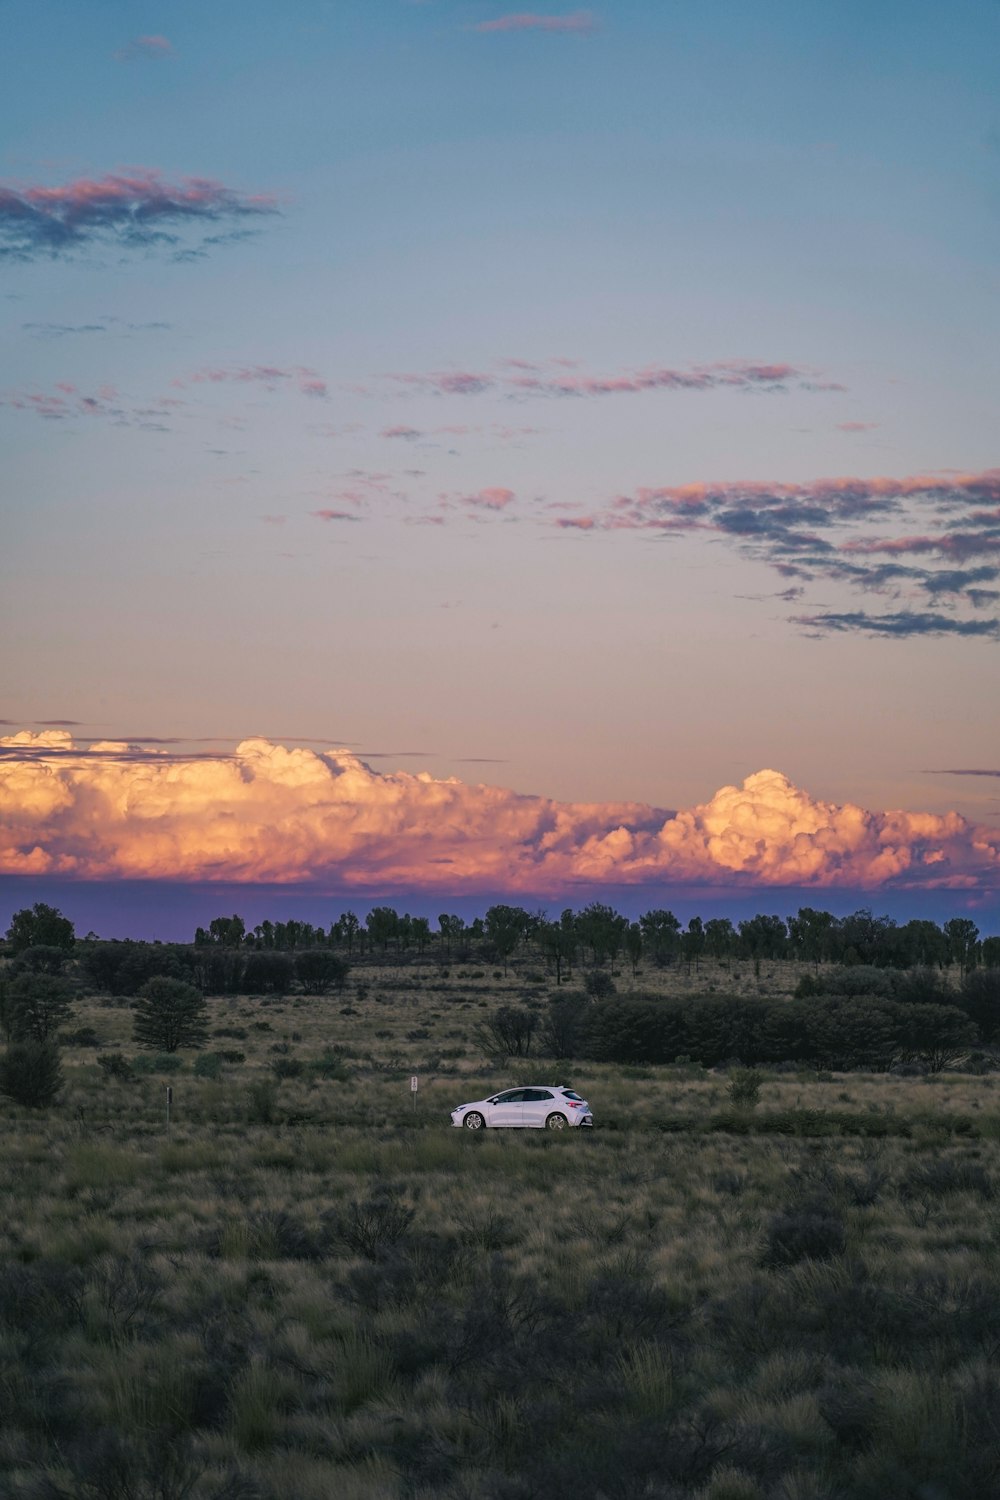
[4,901,1000,984]
[195,903,998,975]
[490,964,1000,1073]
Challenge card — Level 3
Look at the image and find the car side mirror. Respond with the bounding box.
[487,1096,499,1105]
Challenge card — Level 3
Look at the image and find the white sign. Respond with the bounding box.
[410,1075,419,1092]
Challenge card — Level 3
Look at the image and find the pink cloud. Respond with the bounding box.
[381,424,423,440]
[383,358,832,400]
[461,487,516,510]
[0,169,279,260]
[473,11,596,33]
[837,421,879,432]
[179,365,327,398]
[114,35,175,61]
[312,509,363,523]
[1,736,996,893]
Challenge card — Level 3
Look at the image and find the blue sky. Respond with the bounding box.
[2,0,999,931]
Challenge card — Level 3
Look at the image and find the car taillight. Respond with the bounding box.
[568,1101,583,1107]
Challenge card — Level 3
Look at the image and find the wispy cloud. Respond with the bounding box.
[550,469,1000,637]
[1,733,996,892]
[790,610,1000,639]
[0,170,278,262]
[177,365,327,398]
[383,357,837,400]
[925,768,1000,778]
[472,11,596,34]
[113,35,176,62]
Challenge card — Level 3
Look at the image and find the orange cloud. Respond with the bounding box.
[1,734,997,893]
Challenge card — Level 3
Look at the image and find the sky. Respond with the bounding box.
[2,0,999,937]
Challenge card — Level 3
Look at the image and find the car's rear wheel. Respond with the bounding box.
[545,1112,568,1130]
[463,1111,485,1130]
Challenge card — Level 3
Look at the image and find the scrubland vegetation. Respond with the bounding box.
[2,905,1000,1498]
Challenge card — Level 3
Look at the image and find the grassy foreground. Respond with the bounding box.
[2,960,999,1499]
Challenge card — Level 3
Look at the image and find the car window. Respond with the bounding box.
[494,1090,526,1103]
[528,1089,553,1100]
[561,1090,583,1101]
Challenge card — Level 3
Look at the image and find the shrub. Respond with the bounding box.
[762,1198,847,1266]
[0,1040,63,1107]
[583,969,617,999]
[96,1052,133,1081]
[271,1056,304,1080]
[61,1025,101,1048]
[337,1185,415,1259]
[10,943,71,975]
[245,1078,278,1123]
[133,977,208,1052]
[727,1067,763,1110]
[193,1052,224,1080]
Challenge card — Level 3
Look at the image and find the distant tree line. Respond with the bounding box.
[189,902,998,976]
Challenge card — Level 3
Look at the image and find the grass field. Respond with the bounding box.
[2,957,999,1499]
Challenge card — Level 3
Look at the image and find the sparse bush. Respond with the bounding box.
[96,1052,133,1081]
[271,1056,304,1079]
[245,1077,278,1123]
[337,1184,414,1259]
[762,1197,847,1266]
[583,969,617,999]
[193,1051,224,1080]
[477,1004,537,1059]
[0,1040,63,1107]
[727,1067,763,1109]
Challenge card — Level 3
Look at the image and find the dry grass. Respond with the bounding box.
[0,957,998,1497]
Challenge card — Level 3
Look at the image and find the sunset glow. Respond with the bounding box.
[2,0,998,934]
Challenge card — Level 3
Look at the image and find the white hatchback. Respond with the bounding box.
[450,1085,594,1131]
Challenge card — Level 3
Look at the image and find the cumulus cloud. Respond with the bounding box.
[0,170,278,262]
[1,734,996,893]
[472,11,596,34]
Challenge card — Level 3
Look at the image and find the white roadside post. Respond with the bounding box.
[410,1075,418,1112]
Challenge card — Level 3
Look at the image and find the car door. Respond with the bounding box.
[520,1088,555,1127]
[485,1088,527,1127]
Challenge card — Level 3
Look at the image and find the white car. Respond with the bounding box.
[451,1085,593,1130]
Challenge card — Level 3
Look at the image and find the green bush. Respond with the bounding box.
[0,1041,63,1107]
[133,977,208,1053]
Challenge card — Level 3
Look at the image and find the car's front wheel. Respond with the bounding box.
[463,1111,485,1130]
[545,1112,567,1130]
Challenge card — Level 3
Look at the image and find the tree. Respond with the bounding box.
[624,922,643,980]
[944,918,979,975]
[294,950,350,995]
[366,907,399,954]
[959,969,1000,1044]
[477,1005,536,1059]
[10,945,70,976]
[0,1041,63,1107]
[6,903,75,954]
[575,904,627,970]
[705,917,737,964]
[2,974,74,1042]
[896,1004,977,1073]
[539,910,577,984]
[981,936,1000,969]
[243,952,293,995]
[133,978,208,1053]
[205,915,247,947]
[738,914,788,963]
[336,912,360,956]
[682,917,706,972]
[639,910,681,966]
[788,908,837,968]
[485,905,530,973]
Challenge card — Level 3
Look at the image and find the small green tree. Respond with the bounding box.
[2,974,74,1042]
[6,903,75,954]
[294,950,350,995]
[0,1041,63,1107]
[133,978,208,1053]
